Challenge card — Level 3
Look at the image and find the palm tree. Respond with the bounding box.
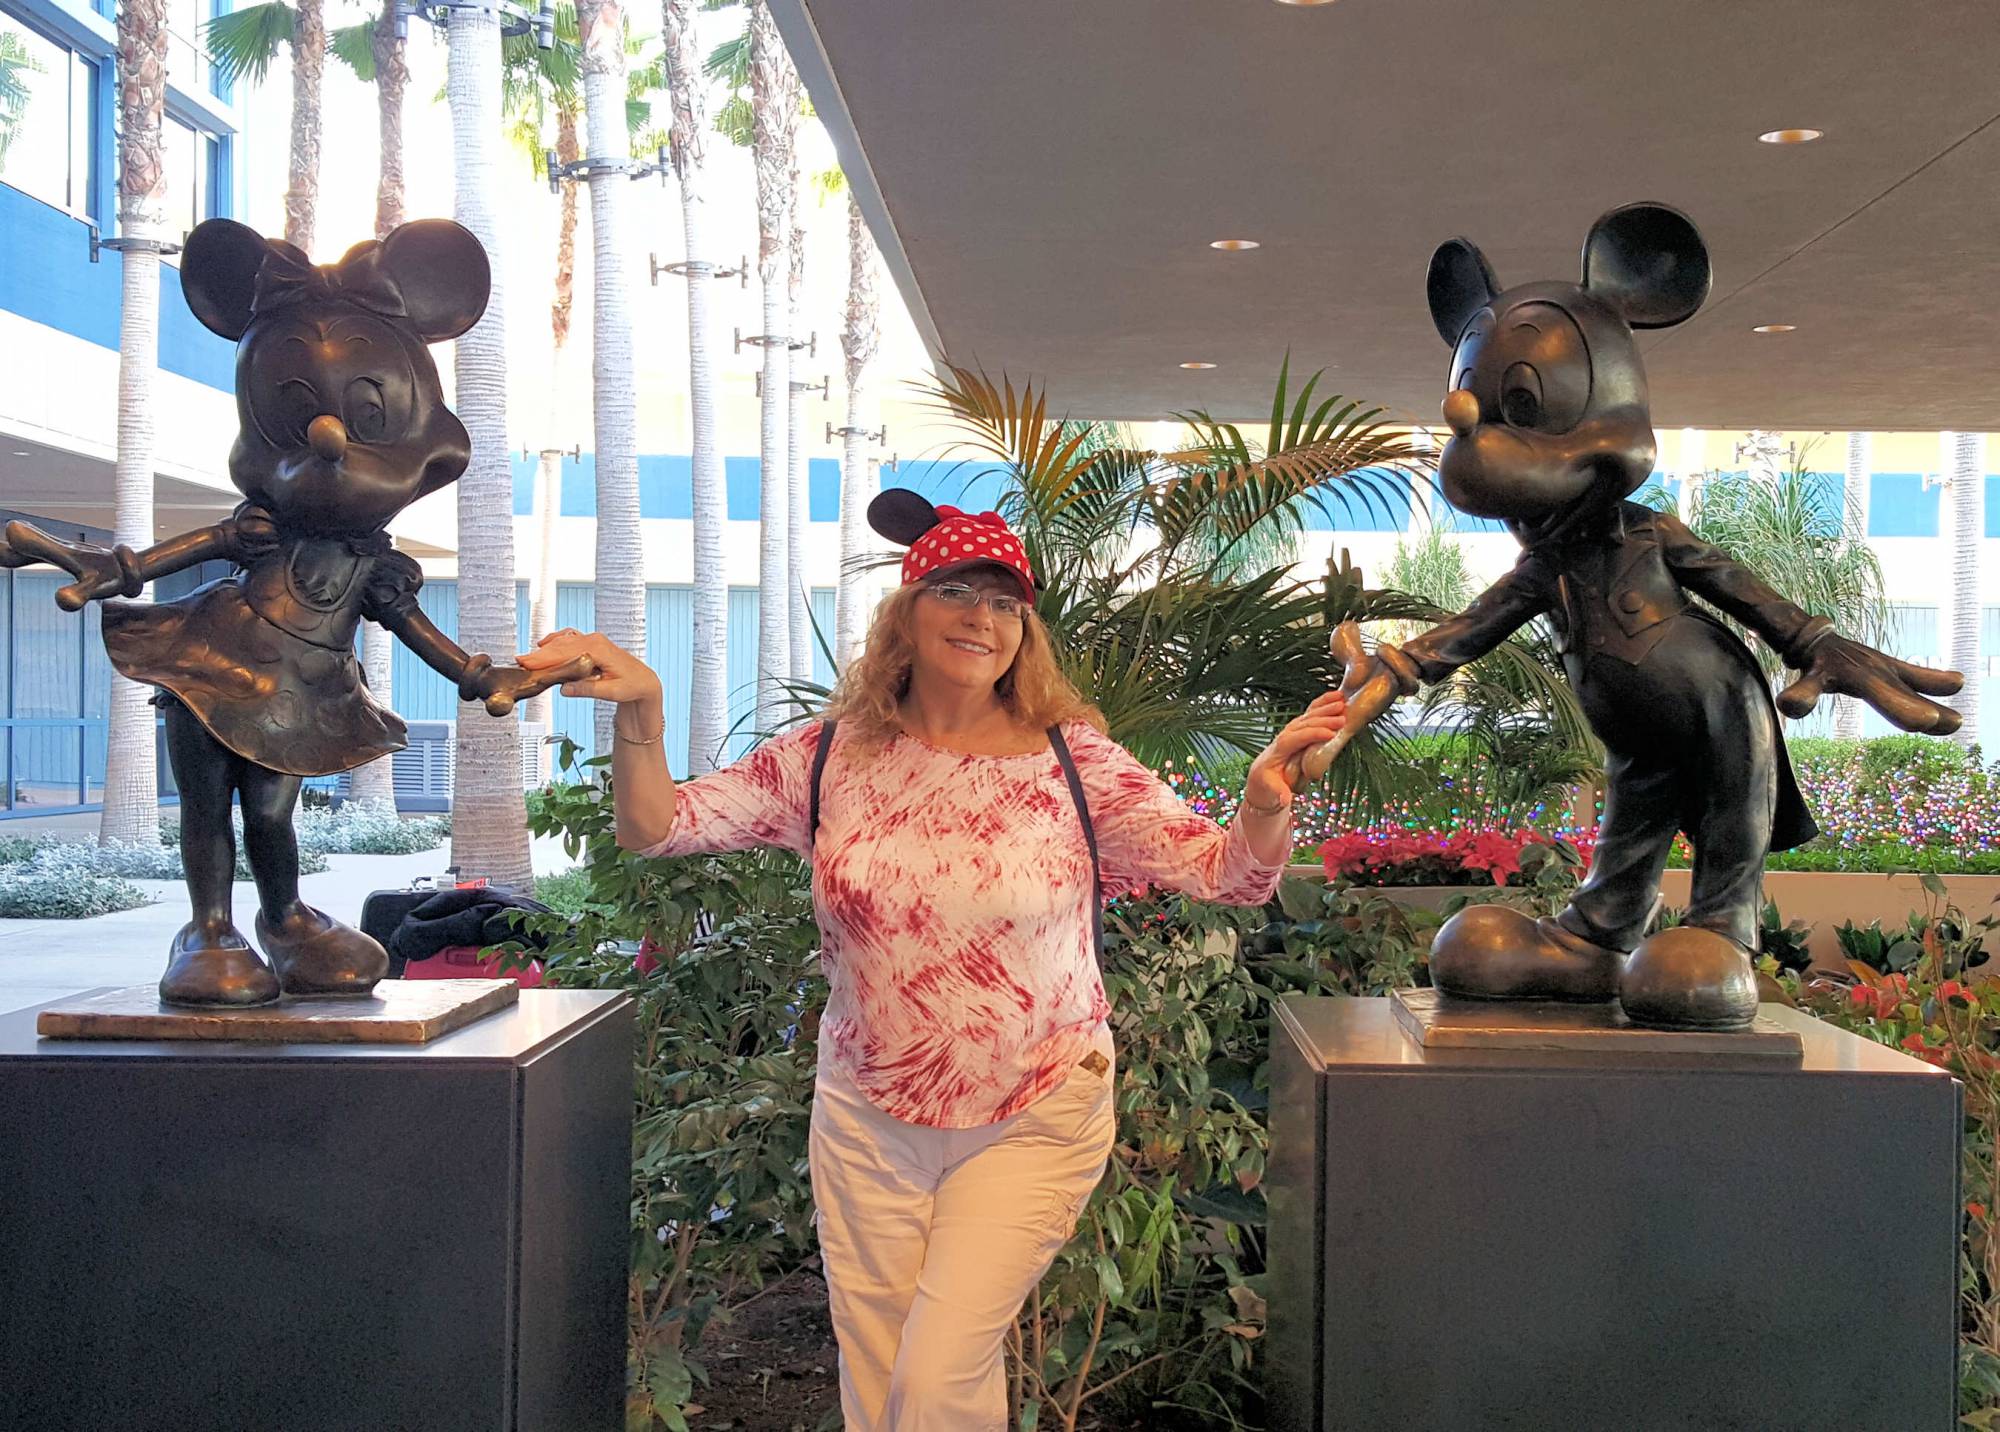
[447,0,533,886]
[747,0,796,725]
[1943,430,1984,751]
[834,189,879,665]
[1835,430,1871,738]
[371,0,407,233]
[785,172,812,680]
[660,0,728,774]
[571,0,644,762]
[502,6,585,741]
[204,0,326,252]
[99,0,171,848]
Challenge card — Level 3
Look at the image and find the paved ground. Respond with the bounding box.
[0,834,581,1017]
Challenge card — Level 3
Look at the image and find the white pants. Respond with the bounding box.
[808,1045,1116,1431]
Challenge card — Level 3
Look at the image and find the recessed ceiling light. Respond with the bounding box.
[1180,361,1218,370]
[1751,324,1797,334]
[9,450,29,457]
[1272,0,1339,6]
[1209,239,1261,251]
[1758,128,1823,144]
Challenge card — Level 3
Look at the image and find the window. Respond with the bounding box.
[1884,604,1940,667]
[159,113,220,249]
[1867,474,1940,538]
[1984,607,2000,678]
[0,14,95,217]
[167,0,212,98]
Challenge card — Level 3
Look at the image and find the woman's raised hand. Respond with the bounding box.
[1245,691,1348,807]
[517,629,663,707]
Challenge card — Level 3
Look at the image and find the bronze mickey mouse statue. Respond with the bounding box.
[0,217,590,1009]
[1344,202,1964,1032]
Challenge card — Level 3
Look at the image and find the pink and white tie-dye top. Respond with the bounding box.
[642,719,1287,1128]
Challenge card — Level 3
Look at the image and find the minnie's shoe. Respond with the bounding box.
[1618,926,1758,1032]
[1429,904,1623,1002]
[159,921,282,1007]
[257,906,389,997]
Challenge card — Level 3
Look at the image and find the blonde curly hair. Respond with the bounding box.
[822,578,1104,752]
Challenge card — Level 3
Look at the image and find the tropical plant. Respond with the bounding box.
[1637,437,1891,684]
[918,360,1597,818]
[1382,521,1474,618]
[659,0,730,773]
[446,0,534,885]
[100,0,170,849]
[0,31,44,167]
[1944,430,1985,752]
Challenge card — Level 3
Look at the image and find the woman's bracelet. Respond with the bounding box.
[1243,791,1293,818]
[615,715,665,746]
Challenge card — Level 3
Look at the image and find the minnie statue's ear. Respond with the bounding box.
[867,488,942,545]
[181,219,273,340]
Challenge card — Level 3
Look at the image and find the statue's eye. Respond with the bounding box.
[1500,362,1544,429]
[344,377,391,443]
[271,378,320,442]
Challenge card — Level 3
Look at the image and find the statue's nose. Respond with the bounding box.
[1441,388,1480,438]
[307,414,348,462]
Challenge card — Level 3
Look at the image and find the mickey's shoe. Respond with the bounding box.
[159,921,282,1007]
[1618,925,1758,1032]
[1429,904,1622,1002]
[257,906,388,997]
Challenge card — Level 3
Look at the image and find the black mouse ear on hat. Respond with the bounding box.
[1581,203,1710,330]
[868,488,941,545]
[1426,238,1500,346]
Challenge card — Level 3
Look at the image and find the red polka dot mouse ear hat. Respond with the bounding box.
[867,489,1036,602]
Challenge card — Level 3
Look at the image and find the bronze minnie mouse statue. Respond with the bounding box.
[1349,203,1964,1032]
[0,218,589,1009]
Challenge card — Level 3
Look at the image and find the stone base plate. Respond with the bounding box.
[1391,986,1804,1063]
[35,978,521,1044]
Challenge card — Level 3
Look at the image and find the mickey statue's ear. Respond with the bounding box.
[181,219,273,340]
[1581,203,1711,330]
[1426,238,1500,346]
[369,219,491,342]
[867,488,941,545]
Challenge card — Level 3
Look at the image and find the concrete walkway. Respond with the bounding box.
[0,834,581,1017]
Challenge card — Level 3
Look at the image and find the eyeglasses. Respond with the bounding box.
[922,581,1029,621]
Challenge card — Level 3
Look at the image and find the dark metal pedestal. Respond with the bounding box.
[0,987,635,1432]
[1267,996,1961,1432]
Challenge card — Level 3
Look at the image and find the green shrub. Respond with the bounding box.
[0,863,151,918]
[292,801,449,856]
[0,836,38,866]
[529,866,609,917]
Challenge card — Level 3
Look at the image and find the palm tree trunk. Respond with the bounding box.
[1678,426,1702,515]
[662,0,725,773]
[1834,431,1870,739]
[525,105,581,741]
[750,0,795,725]
[347,623,398,805]
[835,194,878,666]
[372,0,407,237]
[1945,430,1984,752]
[345,0,413,809]
[578,0,643,762]
[447,0,532,887]
[785,181,811,679]
[284,0,325,250]
[101,0,170,847]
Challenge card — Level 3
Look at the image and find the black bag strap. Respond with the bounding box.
[808,718,1104,967]
[809,718,838,849]
[1046,724,1104,967]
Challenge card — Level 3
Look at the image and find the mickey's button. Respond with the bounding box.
[1618,591,1644,614]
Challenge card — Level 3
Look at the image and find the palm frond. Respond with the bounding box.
[712,91,752,145]
[704,32,748,87]
[328,20,376,81]
[203,1,296,86]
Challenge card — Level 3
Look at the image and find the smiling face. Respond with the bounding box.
[907,566,1028,695]
[228,305,471,534]
[1435,280,1658,526]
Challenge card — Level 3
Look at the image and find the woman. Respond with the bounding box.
[521,491,1345,1431]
